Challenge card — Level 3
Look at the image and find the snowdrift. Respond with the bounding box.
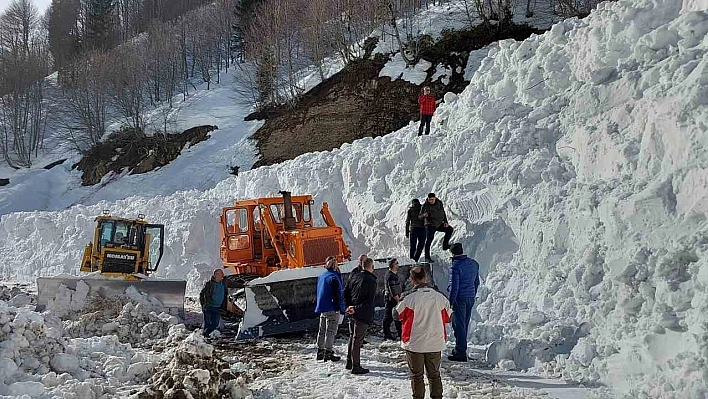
[1,0,707,396]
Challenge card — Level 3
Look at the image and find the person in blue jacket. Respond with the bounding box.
[447,243,480,362]
[315,256,346,362]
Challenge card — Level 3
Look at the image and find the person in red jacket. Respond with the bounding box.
[418,86,436,136]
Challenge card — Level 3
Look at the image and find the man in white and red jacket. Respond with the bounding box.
[396,266,452,399]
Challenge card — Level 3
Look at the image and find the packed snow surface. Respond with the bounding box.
[1,0,708,396]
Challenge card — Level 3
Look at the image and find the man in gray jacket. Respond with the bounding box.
[420,193,454,263]
[382,258,403,340]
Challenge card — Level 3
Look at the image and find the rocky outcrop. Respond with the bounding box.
[74,125,218,186]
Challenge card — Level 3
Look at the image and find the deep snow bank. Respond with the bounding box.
[1,0,707,396]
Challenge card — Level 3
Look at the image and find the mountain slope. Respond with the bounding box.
[0,71,262,217]
[1,0,707,396]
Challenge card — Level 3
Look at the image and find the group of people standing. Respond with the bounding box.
[315,233,481,399]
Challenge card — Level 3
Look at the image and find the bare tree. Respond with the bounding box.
[0,0,51,168]
[53,53,112,152]
[109,43,150,130]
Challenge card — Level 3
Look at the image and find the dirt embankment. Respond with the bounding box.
[249,24,545,168]
[74,125,218,186]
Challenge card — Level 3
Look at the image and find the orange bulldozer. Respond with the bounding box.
[217,191,431,339]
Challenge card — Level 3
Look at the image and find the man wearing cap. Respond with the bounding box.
[447,243,480,362]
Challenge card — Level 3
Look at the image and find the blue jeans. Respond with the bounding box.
[452,297,476,356]
[203,306,222,336]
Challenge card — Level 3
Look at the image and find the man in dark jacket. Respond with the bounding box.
[420,193,454,263]
[199,269,228,337]
[447,243,480,362]
[344,257,377,374]
[382,258,403,340]
[406,199,426,262]
[315,256,346,362]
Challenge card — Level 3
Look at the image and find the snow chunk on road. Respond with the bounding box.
[8,381,45,397]
[50,354,79,373]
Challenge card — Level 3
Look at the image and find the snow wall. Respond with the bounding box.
[1,0,708,396]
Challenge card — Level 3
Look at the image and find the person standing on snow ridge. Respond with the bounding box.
[420,193,454,263]
[344,257,377,374]
[382,258,403,340]
[406,198,426,262]
[199,269,229,337]
[396,266,451,399]
[315,256,346,362]
[447,243,480,362]
[418,86,436,136]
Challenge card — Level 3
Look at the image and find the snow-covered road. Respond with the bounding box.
[215,334,605,399]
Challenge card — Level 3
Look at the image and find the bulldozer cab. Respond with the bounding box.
[220,192,351,280]
[83,216,165,278]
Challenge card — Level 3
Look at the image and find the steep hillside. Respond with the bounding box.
[249,24,544,167]
[1,0,707,397]
[0,73,261,216]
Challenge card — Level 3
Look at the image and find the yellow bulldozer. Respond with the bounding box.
[36,213,187,316]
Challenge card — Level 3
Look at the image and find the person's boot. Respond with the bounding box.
[442,242,451,251]
[448,353,468,362]
[316,348,325,361]
[351,365,370,375]
[424,257,434,263]
[345,357,353,370]
[324,350,341,362]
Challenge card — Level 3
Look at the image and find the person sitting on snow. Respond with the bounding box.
[420,193,454,263]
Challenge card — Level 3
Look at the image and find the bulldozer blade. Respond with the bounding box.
[36,277,187,318]
[237,261,435,339]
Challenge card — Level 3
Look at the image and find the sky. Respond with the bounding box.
[0,0,52,15]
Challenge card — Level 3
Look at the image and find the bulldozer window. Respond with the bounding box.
[225,209,249,234]
[228,235,250,251]
[303,203,312,222]
[98,221,115,250]
[114,222,130,245]
[253,208,262,232]
[269,204,300,224]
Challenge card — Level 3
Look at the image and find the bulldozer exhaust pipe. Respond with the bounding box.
[279,190,297,231]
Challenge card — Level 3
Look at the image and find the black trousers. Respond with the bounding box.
[424,224,454,259]
[347,319,369,367]
[409,227,426,262]
[383,298,402,339]
[418,114,432,135]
